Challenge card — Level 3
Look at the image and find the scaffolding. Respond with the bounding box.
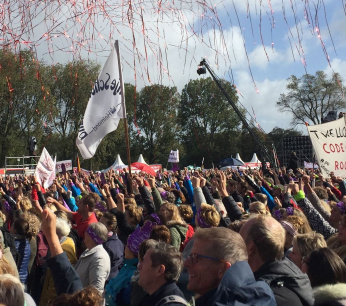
[4,156,39,175]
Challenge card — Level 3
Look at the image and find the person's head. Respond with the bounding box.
[272,185,284,197]
[159,203,182,224]
[226,179,237,194]
[290,232,327,270]
[49,286,103,306]
[11,217,31,239]
[149,225,172,244]
[330,202,346,228]
[55,216,71,239]
[78,193,100,214]
[125,204,142,226]
[239,215,285,272]
[0,274,25,306]
[184,227,247,296]
[237,181,248,195]
[19,211,41,238]
[337,214,346,245]
[302,248,346,287]
[249,201,268,215]
[313,187,328,200]
[17,196,32,212]
[285,215,312,235]
[195,204,220,228]
[254,193,267,205]
[84,222,108,250]
[178,205,193,224]
[138,240,183,295]
[280,220,297,251]
[100,211,118,233]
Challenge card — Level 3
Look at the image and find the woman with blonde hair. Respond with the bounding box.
[290,231,327,270]
[249,201,269,215]
[159,203,188,249]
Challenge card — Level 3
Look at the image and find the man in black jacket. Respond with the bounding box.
[239,214,314,306]
[138,241,188,306]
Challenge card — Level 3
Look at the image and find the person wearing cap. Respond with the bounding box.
[74,222,110,293]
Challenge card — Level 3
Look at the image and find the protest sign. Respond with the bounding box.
[307,116,346,177]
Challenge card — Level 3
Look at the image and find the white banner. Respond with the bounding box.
[76,41,125,159]
[34,148,56,189]
[168,150,179,163]
[307,116,346,177]
[56,160,72,172]
[304,161,319,169]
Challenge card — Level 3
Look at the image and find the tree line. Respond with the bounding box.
[1,48,344,170]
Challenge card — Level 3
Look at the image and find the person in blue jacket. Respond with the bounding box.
[184,227,276,306]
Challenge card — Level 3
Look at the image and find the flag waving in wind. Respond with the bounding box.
[76,41,126,159]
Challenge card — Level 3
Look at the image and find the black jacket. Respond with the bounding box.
[254,258,314,306]
[139,281,187,306]
[195,261,276,306]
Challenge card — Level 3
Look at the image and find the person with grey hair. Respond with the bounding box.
[184,227,276,306]
[138,240,188,305]
[0,273,25,306]
[39,216,78,306]
[74,222,110,293]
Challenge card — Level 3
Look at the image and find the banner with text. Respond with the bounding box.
[56,160,72,172]
[168,150,179,163]
[76,41,125,159]
[307,116,346,177]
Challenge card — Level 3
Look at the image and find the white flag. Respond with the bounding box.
[168,150,179,163]
[307,116,346,177]
[34,148,56,189]
[76,41,125,159]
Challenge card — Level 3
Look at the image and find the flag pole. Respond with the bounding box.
[115,41,132,177]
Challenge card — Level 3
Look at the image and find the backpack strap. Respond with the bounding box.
[155,295,189,306]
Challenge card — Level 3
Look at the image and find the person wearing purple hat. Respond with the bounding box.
[74,222,110,293]
[105,220,158,306]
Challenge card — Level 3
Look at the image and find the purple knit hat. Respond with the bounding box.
[127,221,155,255]
[336,202,346,215]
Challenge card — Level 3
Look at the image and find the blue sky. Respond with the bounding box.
[3,0,346,133]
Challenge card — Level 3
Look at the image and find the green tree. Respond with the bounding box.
[129,84,181,165]
[179,77,242,167]
[277,71,346,126]
[0,49,50,164]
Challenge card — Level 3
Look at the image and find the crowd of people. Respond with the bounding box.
[0,163,346,305]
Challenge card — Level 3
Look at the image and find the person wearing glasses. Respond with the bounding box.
[184,227,276,305]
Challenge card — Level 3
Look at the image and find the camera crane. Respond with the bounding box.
[197,58,275,167]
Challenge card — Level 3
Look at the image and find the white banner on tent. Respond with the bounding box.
[34,148,56,189]
[307,116,346,177]
[168,150,179,163]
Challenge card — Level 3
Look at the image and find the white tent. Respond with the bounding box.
[111,154,127,170]
[249,153,261,164]
[235,153,245,163]
[137,154,148,164]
